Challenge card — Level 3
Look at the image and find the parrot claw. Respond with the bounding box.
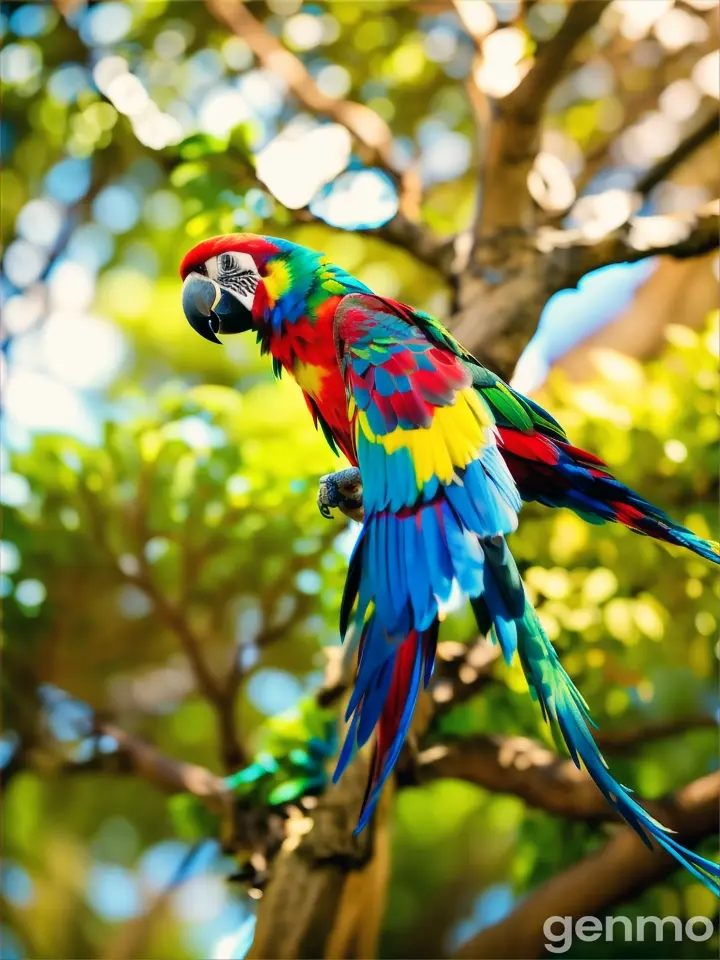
[317,468,364,522]
[318,500,334,520]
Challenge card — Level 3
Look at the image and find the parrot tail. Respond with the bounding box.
[335,620,439,834]
[333,460,522,833]
[499,430,719,564]
[331,504,441,834]
[514,599,720,895]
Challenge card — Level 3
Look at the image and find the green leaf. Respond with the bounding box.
[178,133,229,160]
[168,794,219,842]
[225,753,279,792]
[267,776,324,806]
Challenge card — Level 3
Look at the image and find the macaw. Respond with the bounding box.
[180,234,719,892]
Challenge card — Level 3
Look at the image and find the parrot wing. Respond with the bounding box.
[332,293,720,894]
[332,293,523,830]
[371,297,719,564]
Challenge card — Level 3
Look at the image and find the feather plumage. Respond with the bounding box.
[179,234,719,893]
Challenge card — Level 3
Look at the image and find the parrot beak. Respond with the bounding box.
[182,273,255,345]
[182,274,222,344]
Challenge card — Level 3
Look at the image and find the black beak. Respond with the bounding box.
[182,274,222,344]
[182,273,255,345]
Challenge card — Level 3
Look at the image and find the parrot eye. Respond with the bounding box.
[213,250,261,306]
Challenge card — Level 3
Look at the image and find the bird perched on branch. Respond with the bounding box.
[180,234,719,893]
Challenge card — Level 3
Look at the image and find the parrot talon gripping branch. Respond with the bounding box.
[318,467,364,522]
[180,233,720,894]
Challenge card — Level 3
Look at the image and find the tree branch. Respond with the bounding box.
[538,201,720,288]
[96,723,233,816]
[471,0,610,243]
[507,0,611,120]
[203,0,455,277]
[77,478,224,722]
[42,722,284,868]
[417,733,682,824]
[595,714,717,752]
[247,750,380,960]
[103,842,207,960]
[454,771,720,960]
[121,463,247,771]
[291,205,455,274]
[205,0,400,176]
[361,218,457,276]
[635,112,719,197]
[572,8,719,199]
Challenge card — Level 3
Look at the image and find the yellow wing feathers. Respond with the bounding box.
[356,387,492,487]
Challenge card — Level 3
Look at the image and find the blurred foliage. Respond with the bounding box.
[1,1,718,958]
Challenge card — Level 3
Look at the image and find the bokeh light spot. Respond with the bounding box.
[15,578,46,607]
[310,169,398,230]
[246,668,303,716]
[80,3,133,47]
[93,185,141,234]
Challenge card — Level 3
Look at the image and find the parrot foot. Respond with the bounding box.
[317,468,364,522]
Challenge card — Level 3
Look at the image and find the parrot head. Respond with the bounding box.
[179,233,325,345]
[179,234,281,344]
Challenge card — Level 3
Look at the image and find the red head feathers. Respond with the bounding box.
[179,233,282,279]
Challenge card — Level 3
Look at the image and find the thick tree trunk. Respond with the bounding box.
[247,753,389,960]
[451,237,550,380]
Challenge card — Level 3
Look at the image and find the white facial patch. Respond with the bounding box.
[206,251,261,310]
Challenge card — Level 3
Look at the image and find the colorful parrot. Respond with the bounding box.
[180,234,719,893]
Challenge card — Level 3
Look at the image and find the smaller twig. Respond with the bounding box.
[98,723,232,815]
[540,200,720,286]
[635,113,718,197]
[127,465,246,770]
[596,714,717,752]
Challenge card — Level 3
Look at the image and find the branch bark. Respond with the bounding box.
[573,12,719,199]
[202,0,457,274]
[97,723,232,816]
[595,714,717,752]
[635,112,719,197]
[103,843,206,960]
[453,772,720,960]
[205,0,400,176]
[550,201,720,280]
[247,751,381,960]
[417,733,698,824]
[471,0,610,244]
[451,200,720,377]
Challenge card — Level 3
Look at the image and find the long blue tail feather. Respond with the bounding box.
[514,600,720,894]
